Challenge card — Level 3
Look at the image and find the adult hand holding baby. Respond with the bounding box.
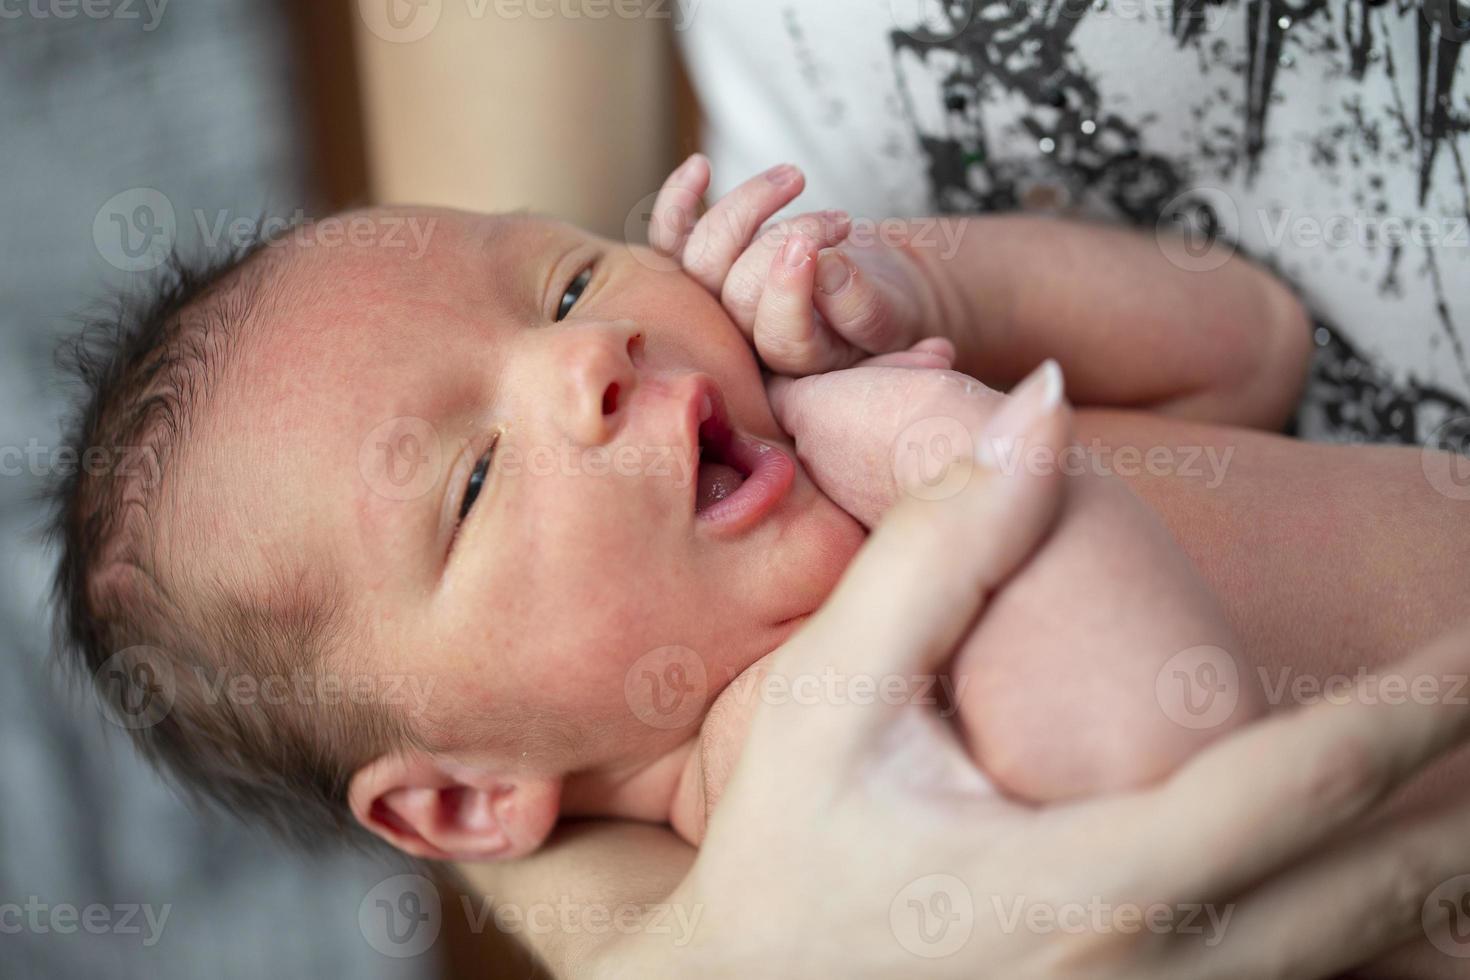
[589,364,1470,979]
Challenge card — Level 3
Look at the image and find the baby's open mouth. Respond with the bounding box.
[686,379,797,533]
[695,395,748,512]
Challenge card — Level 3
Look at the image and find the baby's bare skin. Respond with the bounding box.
[669,364,1266,843]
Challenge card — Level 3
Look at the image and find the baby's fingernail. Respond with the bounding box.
[975,360,1064,469]
[765,163,801,186]
[821,209,851,237]
[817,252,852,295]
[782,234,813,270]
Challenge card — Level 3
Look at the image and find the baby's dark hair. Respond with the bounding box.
[49,235,410,851]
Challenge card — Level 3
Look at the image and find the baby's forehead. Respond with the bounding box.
[269,206,567,281]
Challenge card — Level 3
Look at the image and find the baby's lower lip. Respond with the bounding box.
[694,434,794,534]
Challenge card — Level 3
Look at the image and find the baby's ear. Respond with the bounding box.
[348,753,562,862]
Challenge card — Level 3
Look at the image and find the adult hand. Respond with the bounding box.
[593,365,1470,979]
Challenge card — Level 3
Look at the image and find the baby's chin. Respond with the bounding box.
[765,457,867,620]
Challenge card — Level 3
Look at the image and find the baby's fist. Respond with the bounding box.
[767,345,1013,528]
[648,155,940,375]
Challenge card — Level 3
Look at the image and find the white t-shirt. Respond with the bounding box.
[677,0,1470,446]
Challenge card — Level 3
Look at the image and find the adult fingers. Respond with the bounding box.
[681,163,806,294]
[1175,802,1470,980]
[1101,620,1470,907]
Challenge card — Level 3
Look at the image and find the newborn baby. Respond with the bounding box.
[54,159,1359,860]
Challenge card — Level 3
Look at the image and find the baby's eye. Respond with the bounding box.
[458,435,500,524]
[556,268,592,321]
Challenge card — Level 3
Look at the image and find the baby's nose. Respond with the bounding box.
[555,320,644,447]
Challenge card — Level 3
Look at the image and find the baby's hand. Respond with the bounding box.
[766,349,1015,528]
[647,155,941,375]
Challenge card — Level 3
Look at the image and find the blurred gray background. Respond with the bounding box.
[0,3,438,978]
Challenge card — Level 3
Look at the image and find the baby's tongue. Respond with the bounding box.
[695,461,745,512]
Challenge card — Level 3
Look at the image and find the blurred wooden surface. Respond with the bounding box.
[281,0,371,210]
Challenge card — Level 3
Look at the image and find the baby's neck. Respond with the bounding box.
[559,739,698,824]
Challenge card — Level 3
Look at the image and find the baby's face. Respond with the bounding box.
[209,208,864,777]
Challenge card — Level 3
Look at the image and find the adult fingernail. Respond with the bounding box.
[975,360,1064,469]
[675,153,705,181]
[783,234,813,270]
[817,252,852,294]
[765,163,800,186]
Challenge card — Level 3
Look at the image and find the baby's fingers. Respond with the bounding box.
[648,153,711,258]
[813,251,913,355]
[754,235,863,376]
[721,210,851,331]
[682,163,806,294]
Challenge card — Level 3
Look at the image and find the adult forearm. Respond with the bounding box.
[453,820,695,978]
